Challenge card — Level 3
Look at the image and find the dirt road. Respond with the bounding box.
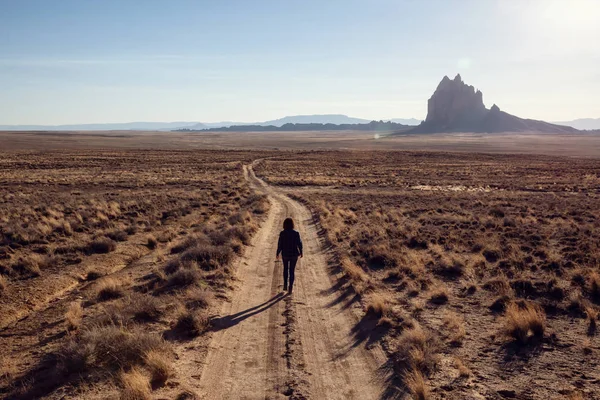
[186,162,389,399]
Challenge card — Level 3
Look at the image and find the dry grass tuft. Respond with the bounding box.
[428,285,449,305]
[186,286,213,309]
[587,271,600,302]
[174,308,211,337]
[157,229,177,243]
[341,257,368,285]
[483,275,512,295]
[12,253,51,277]
[107,229,128,242]
[365,294,391,318]
[96,277,126,301]
[393,323,439,376]
[489,295,512,313]
[123,293,165,322]
[88,237,117,254]
[167,268,202,288]
[120,367,151,400]
[86,270,103,281]
[567,291,591,317]
[94,293,165,327]
[147,235,158,250]
[432,255,466,279]
[504,301,546,344]
[170,235,207,254]
[443,312,466,346]
[404,369,429,400]
[145,349,174,387]
[0,355,17,384]
[585,306,598,336]
[65,301,84,331]
[58,325,169,374]
[179,243,234,271]
[453,356,471,377]
[56,340,95,374]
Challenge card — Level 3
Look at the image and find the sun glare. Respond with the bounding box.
[539,0,600,30]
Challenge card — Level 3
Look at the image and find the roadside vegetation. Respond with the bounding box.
[0,150,269,399]
[256,151,600,399]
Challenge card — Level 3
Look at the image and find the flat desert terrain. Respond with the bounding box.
[1,130,600,157]
[255,151,600,399]
[1,131,599,400]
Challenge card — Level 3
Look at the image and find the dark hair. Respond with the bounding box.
[283,218,294,230]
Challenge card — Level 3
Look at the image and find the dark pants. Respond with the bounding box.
[282,256,298,291]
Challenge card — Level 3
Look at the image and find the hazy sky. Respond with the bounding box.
[1,0,599,124]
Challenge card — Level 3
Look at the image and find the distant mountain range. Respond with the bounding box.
[0,115,422,131]
[0,121,200,131]
[178,115,422,131]
[410,75,579,134]
[178,120,409,132]
[387,118,423,126]
[1,112,596,133]
[552,118,600,131]
[264,114,369,126]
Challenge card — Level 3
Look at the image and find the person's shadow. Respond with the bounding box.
[211,292,286,331]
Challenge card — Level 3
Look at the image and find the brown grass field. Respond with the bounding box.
[0,150,271,399]
[255,151,600,399]
[1,130,600,157]
[1,131,599,399]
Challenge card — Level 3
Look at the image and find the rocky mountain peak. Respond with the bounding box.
[410,75,578,134]
[424,73,487,129]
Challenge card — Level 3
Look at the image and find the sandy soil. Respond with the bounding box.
[184,163,389,399]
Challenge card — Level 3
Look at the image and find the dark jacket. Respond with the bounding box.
[277,229,303,258]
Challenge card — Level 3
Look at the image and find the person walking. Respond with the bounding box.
[276,217,303,294]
